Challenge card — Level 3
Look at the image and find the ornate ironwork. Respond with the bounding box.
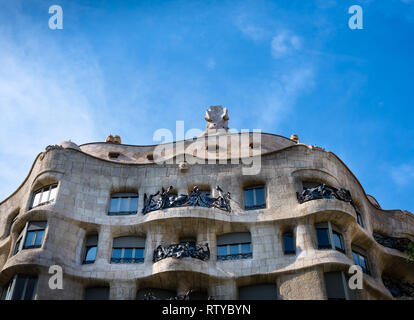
[142,185,231,214]
[373,232,412,253]
[153,242,210,262]
[110,257,144,264]
[297,184,353,204]
[143,289,214,300]
[217,252,252,261]
[382,276,414,298]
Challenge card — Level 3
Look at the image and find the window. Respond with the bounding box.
[216,232,252,261]
[356,209,364,228]
[315,222,346,254]
[1,275,38,300]
[238,284,278,300]
[332,231,345,253]
[352,249,370,275]
[30,184,58,209]
[108,193,138,215]
[23,222,47,249]
[84,287,109,300]
[83,235,98,264]
[111,236,145,263]
[244,186,266,210]
[283,232,296,254]
[324,272,348,300]
[316,224,331,249]
[14,221,47,255]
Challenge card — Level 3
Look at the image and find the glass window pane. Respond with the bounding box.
[32,192,42,208]
[244,189,254,208]
[23,277,37,300]
[85,246,97,262]
[359,255,367,273]
[129,197,138,212]
[333,232,344,252]
[12,277,26,300]
[255,187,265,206]
[41,188,50,204]
[217,245,227,257]
[316,228,331,249]
[14,239,21,254]
[229,244,239,255]
[283,234,295,253]
[120,198,129,212]
[24,231,35,248]
[112,248,122,260]
[49,186,57,202]
[135,248,144,261]
[123,248,133,260]
[241,243,251,254]
[34,230,44,247]
[109,198,119,213]
[352,252,359,265]
[357,213,364,227]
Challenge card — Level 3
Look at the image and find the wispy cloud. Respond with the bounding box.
[271,30,302,59]
[0,9,106,201]
[390,164,414,186]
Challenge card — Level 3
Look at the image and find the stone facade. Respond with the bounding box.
[1,110,414,300]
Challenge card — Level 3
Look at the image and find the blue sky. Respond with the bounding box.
[0,0,413,212]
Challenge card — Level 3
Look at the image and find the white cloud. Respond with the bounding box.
[271,31,302,59]
[390,164,414,186]
[0,16,106,201]
[234,12,267,41]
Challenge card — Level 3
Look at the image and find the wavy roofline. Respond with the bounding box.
[1,136,412,221]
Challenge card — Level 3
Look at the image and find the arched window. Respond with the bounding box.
[111,236,145,263]
[238,284,278,300]
[216,232,252,261]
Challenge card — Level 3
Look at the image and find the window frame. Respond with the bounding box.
[217,242,252,261]
[111,247,145,264]
[282,232,296,255]
[108,193,139,216]
[315,222,346,254]
[243,185,266,210]
[30,184,58,209]
[352,249,371,275]
[2,275,38,300]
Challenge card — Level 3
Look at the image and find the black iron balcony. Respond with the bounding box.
[142,185,231,214]
[153,242,210,263]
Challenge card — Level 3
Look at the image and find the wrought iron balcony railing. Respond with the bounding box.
[110,257,144,264]
[142,185,231,214]
[217,252,252,261]
[153,242,210,263]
